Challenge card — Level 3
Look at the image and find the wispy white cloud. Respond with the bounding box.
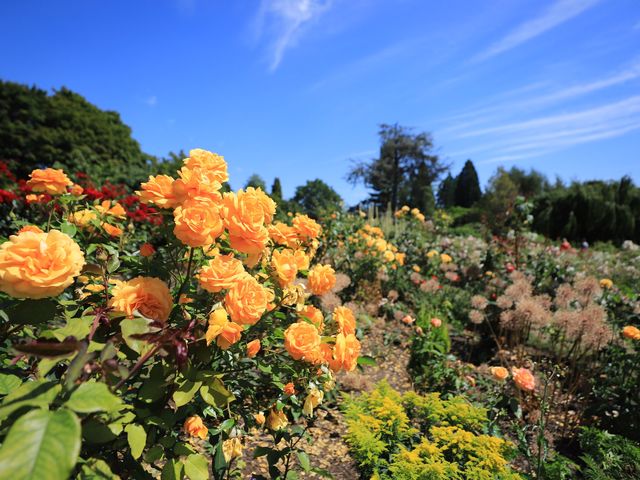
[145,95,158,107]
[447,96,640,165]
[254,0,333,72]
[472,0,600,63]
[439,59,640,136]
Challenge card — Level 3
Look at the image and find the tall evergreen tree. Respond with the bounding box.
[244,174,267,191]
[271,177,283,201]
[437,174,457,208]
[453,159,482,207]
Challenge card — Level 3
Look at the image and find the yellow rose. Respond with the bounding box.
[96,201,127,219]
[102,223,123,237]
[292,214,322,239]
[333,306,356,335]
[26,168,72,195]
[69,209,97,229]
[172,150,227,203]
[284,321,322,364]
[197,254,248,293]
[427,250,438,258]
[440,253,452,263]
[224,275,270,325]
[222,438,243,463]
[307,264,336,295]
[489,366,509,381]
[0,230,85,299]
[266,409,288,431]
[184,415,208,439]
[137,174,178,209]
[303,388,324,416]
[271,249,298,287]
[599,278,613,289]
[109,276,173,323]
[173,197,224,248]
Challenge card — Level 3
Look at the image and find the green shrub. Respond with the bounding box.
[343,381,523,479]
[579,427,640,480]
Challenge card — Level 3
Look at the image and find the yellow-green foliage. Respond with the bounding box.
[344,381,522,480]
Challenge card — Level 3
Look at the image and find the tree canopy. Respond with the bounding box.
[0,80,150,184]
[347,123,448,213]
[453,160,482,208]
[291,179,343,218]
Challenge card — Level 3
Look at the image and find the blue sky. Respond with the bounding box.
[1,0,639,204]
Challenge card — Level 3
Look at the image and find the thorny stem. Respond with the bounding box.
[175,248,195,304]
[113,343,162,391]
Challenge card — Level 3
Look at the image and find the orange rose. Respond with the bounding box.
[69,184,84,196]
[307,264,336,295]
[182,149,228,184]
[26,168,72,195]
[25,194,47,204]
[292,214,322,239]
[17,225,43,234]
[333,306,356,335]
[173,197,224,248]
[197,254,248,293]
[96,201,127,219]
[326,333,361,372]
[284,321,322,363]
[622,325,640,340]
[172,150,227,203]
[137,174,178,209]
[268,222,299,248]
[205,308,244,349]
[221,191,269,254]
[401,314,414,325]
[512,367,536,392]
[254,412,266,425]
[184,415,208,439]
[283,382,295,395]
[139,243,155,257]
[271,249,298,287]
[0,229,85,299]
[246,339,261,357]
[245,187,276,225]
[430,317,442,328]
[298,305,324,331]
[224,275,270,325]
[293,249,310,270]
[490,366,509,381]
[109,276,173,322]
[102,223,123,237]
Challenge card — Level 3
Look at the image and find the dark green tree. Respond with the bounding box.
[244,174,267,191]
[291,179,343,218]
[0,81,150,185]
[437,174,457,208]
[347,123,448,212]
[505,167,550,198]
[453,159,482,207]
[271,177,283,201]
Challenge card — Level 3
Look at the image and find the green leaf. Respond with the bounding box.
[125,423,146,460]
[78,458,121,479]
[59,221,77,237]
[183,454,209,480]
[161,459,183,480]
[357,355,377,367]
[0,380,61,420]
[0,408,81,480]
[172,380,202,408]
[0,373,21,395]
[121,317,156,355]
[297,451,311,472]
[6,299,57,325]
[65,381,123,413]
[144,444,164,463]
[51,315,93,342]
[208,377,235,407]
